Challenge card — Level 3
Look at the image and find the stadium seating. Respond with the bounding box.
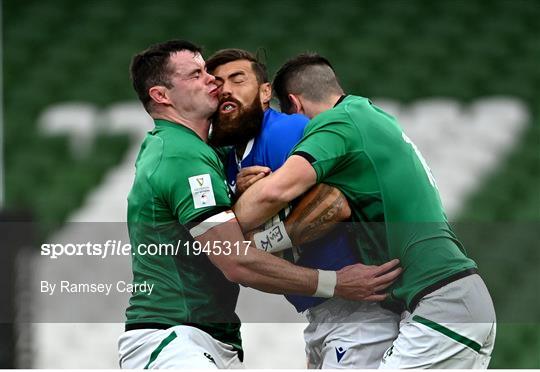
[3,0,539,368]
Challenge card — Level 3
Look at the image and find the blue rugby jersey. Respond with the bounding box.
[226,108,358,312]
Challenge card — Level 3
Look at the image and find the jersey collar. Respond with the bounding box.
[154,118,182,129]
[235,138,255,168]
[153,119,202,139]
[334,94,349,107]
[234,108,273,163]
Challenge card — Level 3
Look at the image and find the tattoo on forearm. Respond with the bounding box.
[294,185,332,222]
[290,188,347,245]
[287,185,331,238]
[302,194,344,239]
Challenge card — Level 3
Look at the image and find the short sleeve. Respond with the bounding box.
[291,120,355,182]
[159,151,232,224]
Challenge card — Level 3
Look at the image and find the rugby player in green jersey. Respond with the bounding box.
[118,41,401,369]
[233,53,496,369]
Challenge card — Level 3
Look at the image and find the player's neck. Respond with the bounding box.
[308,94,343,118]
[152,111,211,141]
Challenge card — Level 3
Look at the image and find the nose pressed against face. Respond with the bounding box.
[166,51,219,118]
[212,59,262,117]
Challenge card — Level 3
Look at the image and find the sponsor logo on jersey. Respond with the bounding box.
[335,346,347,363]
[189,174,216,209]
[200,193,208,205]
[382,345,394,363]
[203,352,216,365]
[228,179,236,194]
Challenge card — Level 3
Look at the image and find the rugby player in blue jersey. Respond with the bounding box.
[206,49,400,368]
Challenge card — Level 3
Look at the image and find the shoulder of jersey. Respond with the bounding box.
[314,95,372,123]
[268,108,308,123]
[265,110,309,132]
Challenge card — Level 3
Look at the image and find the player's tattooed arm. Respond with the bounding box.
[195,211,399,300]
[244,184,351,248]
[286,184,351,245]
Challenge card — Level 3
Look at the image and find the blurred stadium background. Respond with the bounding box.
[2,0,539,368]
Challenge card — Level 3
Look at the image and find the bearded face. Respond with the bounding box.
[208,90,264,147]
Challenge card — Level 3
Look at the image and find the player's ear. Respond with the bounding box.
[149,86,171,106]
[260,82,272,106]
[288,93,304,114]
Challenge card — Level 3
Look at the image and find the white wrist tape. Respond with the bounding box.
[253,221,293,253]
[189,211,236,238]
[314,270,337,298]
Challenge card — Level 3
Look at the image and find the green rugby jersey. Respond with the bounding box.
[291,95,477,310]
[126,119,241,351]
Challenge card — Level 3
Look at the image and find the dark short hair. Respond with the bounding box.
[206,48,268,84]
[273,53,343,113]
[130,39,202,112]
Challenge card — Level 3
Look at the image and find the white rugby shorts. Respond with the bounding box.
[118,325,243,369]
[304,299,401,368]
[379,274,496,369]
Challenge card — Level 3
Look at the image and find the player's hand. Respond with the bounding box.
[236,166,271,195]
[334,259,402,301]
